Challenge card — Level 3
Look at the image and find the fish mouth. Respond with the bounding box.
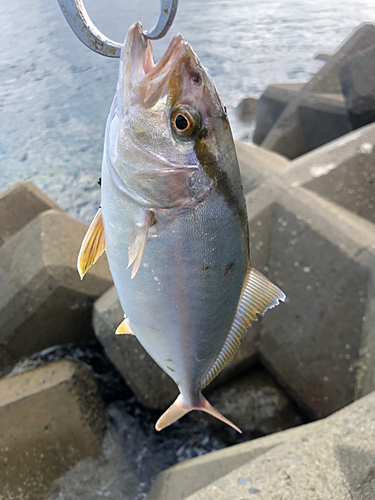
[122,23,196,108]
[125,22,184,85]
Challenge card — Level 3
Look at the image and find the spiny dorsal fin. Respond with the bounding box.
[115,317,135,335]
[127,210,154,279]
[201,266,285,389]
[77,208,105,279]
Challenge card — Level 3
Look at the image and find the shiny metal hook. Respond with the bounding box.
[57,0,179,58]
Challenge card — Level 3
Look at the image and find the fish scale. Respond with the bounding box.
[77,23,285,433]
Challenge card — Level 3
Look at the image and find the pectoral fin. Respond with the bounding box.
[201,266,285,388]
[116,317,135,335]
[77,208,105,279]
[127,210,154,279]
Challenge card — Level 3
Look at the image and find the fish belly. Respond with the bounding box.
[101,160,248,404]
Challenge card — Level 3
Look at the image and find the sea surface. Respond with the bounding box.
[1,0,375,221]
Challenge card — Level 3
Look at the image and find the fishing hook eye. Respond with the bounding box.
[56,0,179,58]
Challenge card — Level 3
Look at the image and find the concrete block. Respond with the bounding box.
[0,182,59,246]
[0,360,107,500]
[235,136,375,419]
[253,83,304,145]
[261,23,375,158]
[253,83,350,157]
[194,366,302,434]
[236,97,257,123]
[285,122,375,225]
[147,426,289,500]
[250,187,375,418]
[149,392,375,500]
[313,52,333,62]
[257,90,350,159]
[182,391,375,500]
[0,209,112,371]
[340,44,375,129]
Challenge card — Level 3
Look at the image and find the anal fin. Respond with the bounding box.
[201,266,285,389]
[116,317,135,335]
[77,208,105,279]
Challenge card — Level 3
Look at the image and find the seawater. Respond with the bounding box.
[1,0,375,221]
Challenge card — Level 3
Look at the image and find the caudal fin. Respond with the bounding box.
[155,394,242,433]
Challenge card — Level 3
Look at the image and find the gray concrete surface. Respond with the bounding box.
[235,134,375,419]
[0,209,112,371]
[340,44,375,129]
[283,121,375,224]
[236,97,258,123]
[0,182,60,246]
[0,360,108,500]
[254,83,351,154]
[260,23,375,158]
[193,366,302,434]
[149,391,375,500]
[253,83,304,145]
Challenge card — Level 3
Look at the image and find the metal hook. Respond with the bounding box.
[57,0,179,58]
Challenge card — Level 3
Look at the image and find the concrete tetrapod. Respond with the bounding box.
[0,209,112,372]
[282,121,375,225]
[236,131,375,419]
[0,360,108,500]
[148,391,375,500]
[259,23,375,158]
[253,83,351,151]
[0,182,60,247]
[340,44,375,129]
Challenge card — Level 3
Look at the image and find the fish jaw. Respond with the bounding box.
[118,22,185,113]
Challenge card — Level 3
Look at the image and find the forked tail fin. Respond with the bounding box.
[155,393,242,433]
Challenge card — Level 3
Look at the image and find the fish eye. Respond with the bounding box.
[171,105,201,141]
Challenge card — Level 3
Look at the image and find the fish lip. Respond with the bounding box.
[125,22,185,85]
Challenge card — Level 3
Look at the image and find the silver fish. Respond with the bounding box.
[78,23,285,433]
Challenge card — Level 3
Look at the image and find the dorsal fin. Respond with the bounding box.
[77,208,105,279]
[201,266,285,389]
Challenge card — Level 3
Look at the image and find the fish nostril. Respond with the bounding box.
[192,74,201,85]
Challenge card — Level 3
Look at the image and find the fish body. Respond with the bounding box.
[79,23,285,431]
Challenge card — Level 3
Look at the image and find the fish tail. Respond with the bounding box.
[155,394,190,431]
[155,393,242,433]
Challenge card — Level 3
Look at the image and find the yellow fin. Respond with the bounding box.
[201,266,285,389]
[115,317,135,335]
[127,210,154,280]
[77,208,105,279]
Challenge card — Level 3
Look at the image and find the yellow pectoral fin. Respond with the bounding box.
[115,318,135,335]
[77,208,105,279]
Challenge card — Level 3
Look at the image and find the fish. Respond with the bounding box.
[77,23,285,433]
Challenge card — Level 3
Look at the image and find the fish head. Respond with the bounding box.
[110,23,239,209]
